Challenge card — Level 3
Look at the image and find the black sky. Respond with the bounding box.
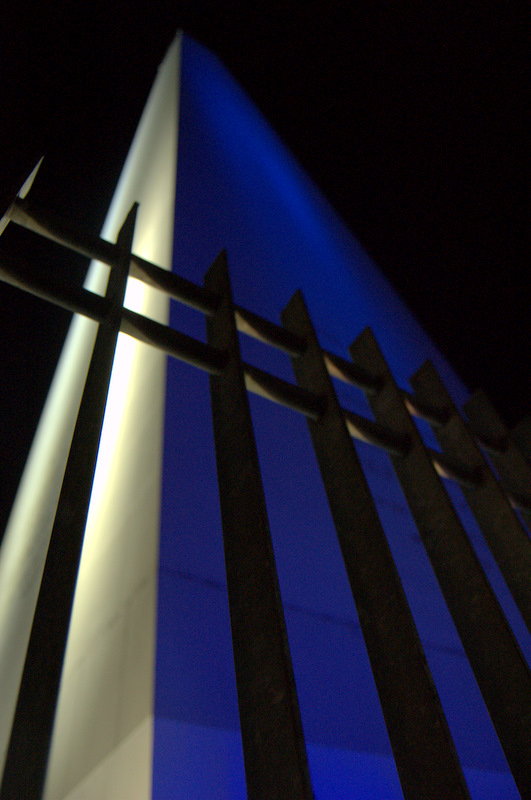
[0,2,528,530]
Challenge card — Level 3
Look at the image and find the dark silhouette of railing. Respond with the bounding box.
[1,168,531,799]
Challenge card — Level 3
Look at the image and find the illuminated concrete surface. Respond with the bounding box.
[154,36,529,799]
[43,36,179,800]
[0,35,179,800]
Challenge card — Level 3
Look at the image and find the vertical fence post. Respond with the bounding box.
[0,205,137,800]
[349,328,531,796]
[282,292,471,800]
[465,389,531,530]
[205,253,314,800]
[411,363,531,636]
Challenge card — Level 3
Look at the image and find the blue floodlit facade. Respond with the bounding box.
[153,36,528,799]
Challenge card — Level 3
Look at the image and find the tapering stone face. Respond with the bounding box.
[43,37,180,800]
[153,36,529,800]
[1,32,528,800]
[0,36,180,800]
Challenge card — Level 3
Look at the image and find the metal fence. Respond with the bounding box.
[1,178,531,800]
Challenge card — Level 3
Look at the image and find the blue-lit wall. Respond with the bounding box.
[153,36,528,799]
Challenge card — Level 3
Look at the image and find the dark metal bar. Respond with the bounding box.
[129,253,220,315]
[0,247,495,495]
[243,361,324,419]
[401,388,451,428]
[505,488,531,515]
[0,242,422,459]
[323,349,382,393]
[347,404,484,484]
[282,292,471,800]
[324,349,453,428]
[0,255,227,375]
[465,391,531,521]
[412,364,531,636]
[10,198,311,349]
[343,408,410,456]
[429,449,483,489]
[0,250,111,322]
[205,253,314,800]
[2,200,522,491]
[10,197,219,314]
[121,308,227,375]
[471,431,509,457]
[0,205,137,800]
[0,245,508,499]
[235,306,306,357]
[349,328,531,796]
[0,158,43,236]
[505,489,531,524]
[324,350,453,428]
[9,196,121,267]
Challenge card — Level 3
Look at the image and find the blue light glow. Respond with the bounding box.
[153,36,525,799]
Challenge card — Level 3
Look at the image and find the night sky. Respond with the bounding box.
[0,2,528,532]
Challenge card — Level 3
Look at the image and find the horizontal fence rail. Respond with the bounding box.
[4,240,520,501]
[3,191,529,457]
[6,242,531,512]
